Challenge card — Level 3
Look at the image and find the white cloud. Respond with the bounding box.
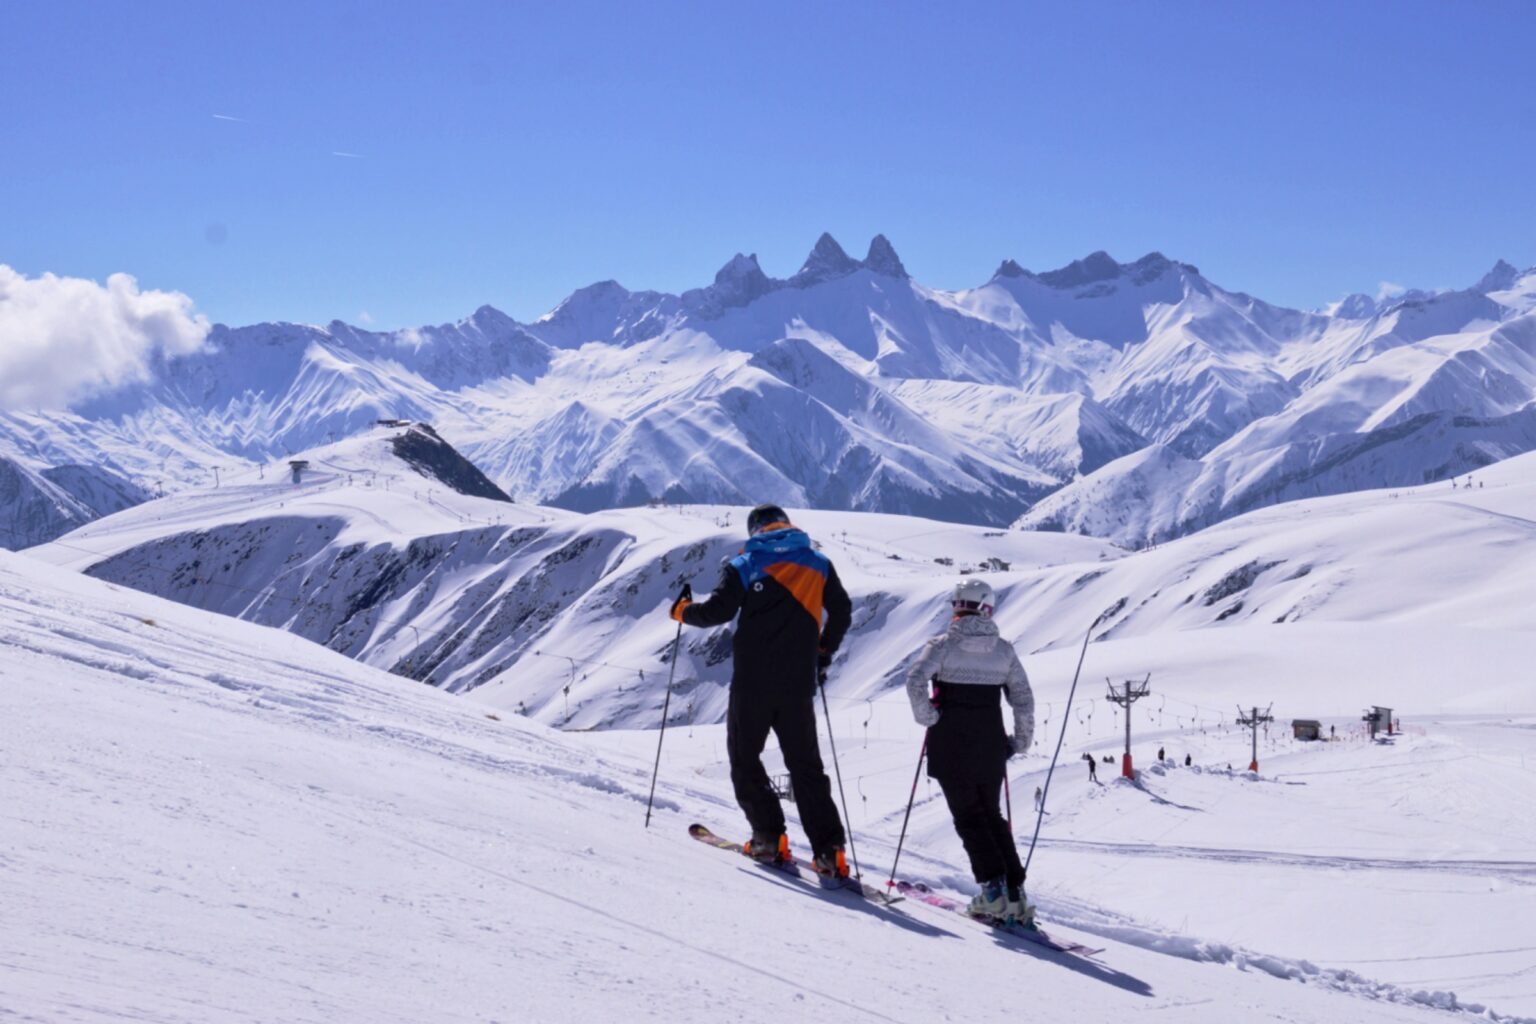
[1376,280,1407,302]
[0,265,210,411]
[393,326,426,350]
[357,310,375,325]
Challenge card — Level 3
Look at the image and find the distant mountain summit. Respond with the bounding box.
[5,234,1536,549]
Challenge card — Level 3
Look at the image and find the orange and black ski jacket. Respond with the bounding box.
[681,524,852,694]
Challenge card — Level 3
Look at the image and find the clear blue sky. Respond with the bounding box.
[3,0,1533,328]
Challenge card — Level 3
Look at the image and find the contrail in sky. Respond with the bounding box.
[211,113,246,122]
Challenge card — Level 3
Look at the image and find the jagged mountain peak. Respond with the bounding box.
[863,234,907,278]
[709,252,772,299]
[677,252,775,319]
[990,250,1193,290]
[1330,293,1380,320]
[470,303,514,325]
[1037,250,1123,289]
[1476,259,1522,294]
[794,232,859,284]
[551,279,630,310]
[714,252,765,282]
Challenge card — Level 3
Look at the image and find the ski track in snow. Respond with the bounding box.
[1035,838,1536,881]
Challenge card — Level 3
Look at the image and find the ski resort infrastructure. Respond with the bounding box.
[5,415,1535,1022]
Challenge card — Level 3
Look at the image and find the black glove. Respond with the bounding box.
[669,582,693,622]
[817,648,833,671]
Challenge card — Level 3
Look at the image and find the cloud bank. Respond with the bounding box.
[0,265,210,411]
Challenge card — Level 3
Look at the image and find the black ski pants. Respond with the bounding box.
[726,686,846,855]
[936,773,1024,894]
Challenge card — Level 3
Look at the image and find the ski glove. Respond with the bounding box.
[914,699,940,728]
[1009,733,1030,757]
[669,583,693,623]
[817,648,833,671]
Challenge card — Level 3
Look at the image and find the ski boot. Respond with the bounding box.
[967,877,1008,919]
[811,846,849,880]
[745,832,790,864]
[1005,886,1037,929]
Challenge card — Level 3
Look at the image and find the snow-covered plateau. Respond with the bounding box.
[5,237,1536,549]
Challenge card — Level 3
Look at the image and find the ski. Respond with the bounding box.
[891,880,1105,958]
[687,824,902,904]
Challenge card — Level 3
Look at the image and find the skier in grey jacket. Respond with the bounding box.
[905,578,1034,923]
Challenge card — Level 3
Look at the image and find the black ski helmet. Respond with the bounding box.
[746,503,789,535]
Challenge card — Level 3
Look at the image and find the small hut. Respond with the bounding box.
[1291,719,1322,741]
[288,459,310,484]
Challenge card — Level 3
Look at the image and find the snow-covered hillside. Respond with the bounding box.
[7,237,1535,547]
[4,531,1535,1021]
[27,425,1113,723]
[0,450,147,549]
[31,433,1536,736]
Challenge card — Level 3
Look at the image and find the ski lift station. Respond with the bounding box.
[1291,719,1322,741]
[1363,706,1395,739]
[288,460,310,484]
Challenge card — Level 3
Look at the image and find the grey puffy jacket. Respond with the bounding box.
[904,614,1035,751]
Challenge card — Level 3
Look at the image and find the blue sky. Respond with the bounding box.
[3,0,1533,328]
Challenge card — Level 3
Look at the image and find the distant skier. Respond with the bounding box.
[1184,753,1192,766]
[1033,785,1043,812]
[670,503,853,878]
[1086,753,1098,781]
[904,579,1034,923]
[1157,746,1165,763]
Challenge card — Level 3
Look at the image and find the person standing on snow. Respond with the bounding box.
[669,504,853,879]
[904,579,1035,923]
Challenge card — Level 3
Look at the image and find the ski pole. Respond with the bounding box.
[1003,771,1012,835]
[886,735,927,893]
[1022,606,1114,877]
[644,600,688,829]
[818,669,862,882]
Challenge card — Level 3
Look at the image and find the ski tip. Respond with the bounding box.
[687,823,712,837]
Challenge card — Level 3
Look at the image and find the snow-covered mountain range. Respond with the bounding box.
[5,237,1535,548]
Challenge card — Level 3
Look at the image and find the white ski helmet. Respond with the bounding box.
[950,578,995,616]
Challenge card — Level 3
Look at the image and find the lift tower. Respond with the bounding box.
[1105,675,1151,779]
[1237,704,1274,772]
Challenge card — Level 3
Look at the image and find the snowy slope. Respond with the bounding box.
[27,425,1112,723]
[31,437,1536,740]
[5,540,1536,1021]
